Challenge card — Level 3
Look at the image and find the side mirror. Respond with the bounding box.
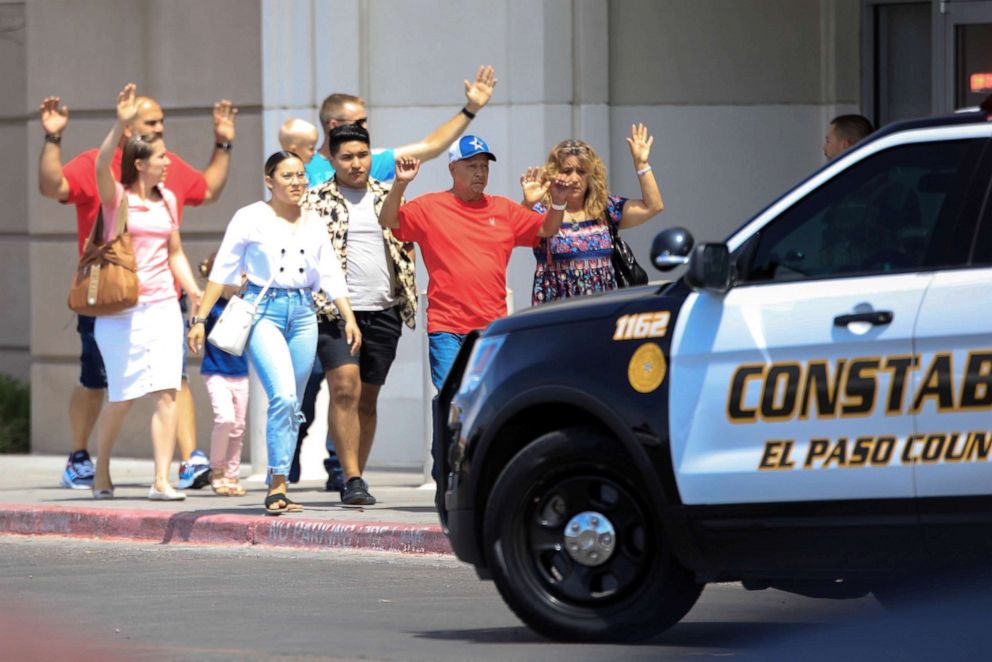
[684,243,731,293]
[650,227,694,272]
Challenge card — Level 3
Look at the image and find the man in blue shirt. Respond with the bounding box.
[307,65,497,185]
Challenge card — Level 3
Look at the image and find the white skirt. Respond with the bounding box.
[94,298,183,402]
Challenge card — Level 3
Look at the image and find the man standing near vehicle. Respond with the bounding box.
[823,114,874,160]
[378,137,571,477]
[307,65,497,186]
[38,93,237,490]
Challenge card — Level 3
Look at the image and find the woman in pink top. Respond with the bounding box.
[91,84,202,501]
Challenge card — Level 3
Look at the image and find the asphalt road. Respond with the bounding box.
[0,536,983,661]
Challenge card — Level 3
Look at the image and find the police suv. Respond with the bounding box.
[437,102,992,642]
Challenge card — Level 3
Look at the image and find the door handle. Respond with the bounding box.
[833,311,893,327]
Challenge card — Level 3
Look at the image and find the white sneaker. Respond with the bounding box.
[148,485,186,501]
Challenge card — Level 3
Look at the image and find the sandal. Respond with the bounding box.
[211,478,231,496]
[226,481,246,497]
[264,492,304,515]
[264,492,288,515]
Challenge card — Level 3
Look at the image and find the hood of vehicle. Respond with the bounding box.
[488,280,675,335]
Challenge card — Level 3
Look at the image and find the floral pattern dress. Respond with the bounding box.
[532,195,627,305]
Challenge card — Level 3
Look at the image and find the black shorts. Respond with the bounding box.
[316,306,403,386]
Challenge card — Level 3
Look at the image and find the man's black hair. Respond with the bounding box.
[329,124,371,157]
[830,114,874,145]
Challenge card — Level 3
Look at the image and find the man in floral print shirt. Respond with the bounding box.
[300,124,417,506]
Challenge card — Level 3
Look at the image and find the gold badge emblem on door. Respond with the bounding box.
[628,342,667,394]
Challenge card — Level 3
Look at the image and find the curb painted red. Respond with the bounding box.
[0,504,453,555]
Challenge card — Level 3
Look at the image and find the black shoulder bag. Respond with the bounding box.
[607,219,648,288]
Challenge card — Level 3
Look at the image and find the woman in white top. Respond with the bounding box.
[188,151,361,514]
[92,84,202,502]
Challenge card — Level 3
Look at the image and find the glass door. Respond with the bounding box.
[935,1,992,113]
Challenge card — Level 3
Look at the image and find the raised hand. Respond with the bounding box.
[394,156,421,184]
[116,83,139,126]
[626,122,654,167]
[519,166,548,208]
[39,96,69,136]
[464,65,497,113]
[548,174,572,206]
[213,99,238,143]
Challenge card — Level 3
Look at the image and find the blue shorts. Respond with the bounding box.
[76,314,108,390]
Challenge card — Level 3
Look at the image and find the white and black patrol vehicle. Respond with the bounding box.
[436,100,992,642]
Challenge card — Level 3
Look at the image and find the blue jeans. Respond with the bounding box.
[76,314,108,389]
[243,284,318,480]
[428,331,469,481]
[428,332,468,392]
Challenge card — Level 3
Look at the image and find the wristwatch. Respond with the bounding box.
[190,316,207,326]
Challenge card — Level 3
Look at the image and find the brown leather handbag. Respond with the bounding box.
[67,196,139,316]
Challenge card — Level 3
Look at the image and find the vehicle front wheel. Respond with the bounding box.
[483,427,701,642]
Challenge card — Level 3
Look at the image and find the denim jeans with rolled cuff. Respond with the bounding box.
[243,283,318,482]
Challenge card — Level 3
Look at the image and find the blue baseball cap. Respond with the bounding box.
[448,135,497,163]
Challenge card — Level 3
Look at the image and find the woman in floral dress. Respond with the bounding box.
[521,124,665,305]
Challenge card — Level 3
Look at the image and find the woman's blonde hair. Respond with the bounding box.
[541,139,608,221]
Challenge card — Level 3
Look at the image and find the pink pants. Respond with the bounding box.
[203,374,249,480]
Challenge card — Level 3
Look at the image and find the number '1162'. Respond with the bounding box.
[613,311,671,341]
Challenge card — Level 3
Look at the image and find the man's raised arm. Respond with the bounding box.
[37,96,71,201]
[392,66,496,163]
[379,157,421,230]
[200,99,239,203]
[537,177,572,238]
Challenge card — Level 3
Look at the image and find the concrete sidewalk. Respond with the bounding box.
[0,455,452,555]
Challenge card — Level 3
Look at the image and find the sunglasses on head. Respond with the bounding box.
[559,139,590,155]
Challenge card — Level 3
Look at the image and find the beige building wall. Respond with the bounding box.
[0,1,29,383]
[607,0,862,262]
[10,0,864,466]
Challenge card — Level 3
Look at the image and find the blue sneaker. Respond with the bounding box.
[324,458,344,493]
[61,450,95,489]
[177,449,211,489]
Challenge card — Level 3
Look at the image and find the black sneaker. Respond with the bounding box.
[325,474,344,493]
[340,477,376,506]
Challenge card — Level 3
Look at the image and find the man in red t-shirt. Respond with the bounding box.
[379,135,568,479]
[38,93,238,490]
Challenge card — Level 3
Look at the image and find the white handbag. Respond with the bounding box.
[207,275,276,356]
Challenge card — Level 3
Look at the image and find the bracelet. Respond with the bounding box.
[550,201,567,211]
[636,165,652,176]
[44,133,62,145]
[460,107,477,120]
[215,141,232,152]
[190,316,206,326]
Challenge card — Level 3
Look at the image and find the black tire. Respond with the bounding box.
[483,427,701,642]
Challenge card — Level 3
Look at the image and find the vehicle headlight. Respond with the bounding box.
[458,335,506,396]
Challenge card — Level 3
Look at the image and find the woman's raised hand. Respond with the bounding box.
[626,123,654,167]
[519,166,548,208]
[116,83,139,127]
